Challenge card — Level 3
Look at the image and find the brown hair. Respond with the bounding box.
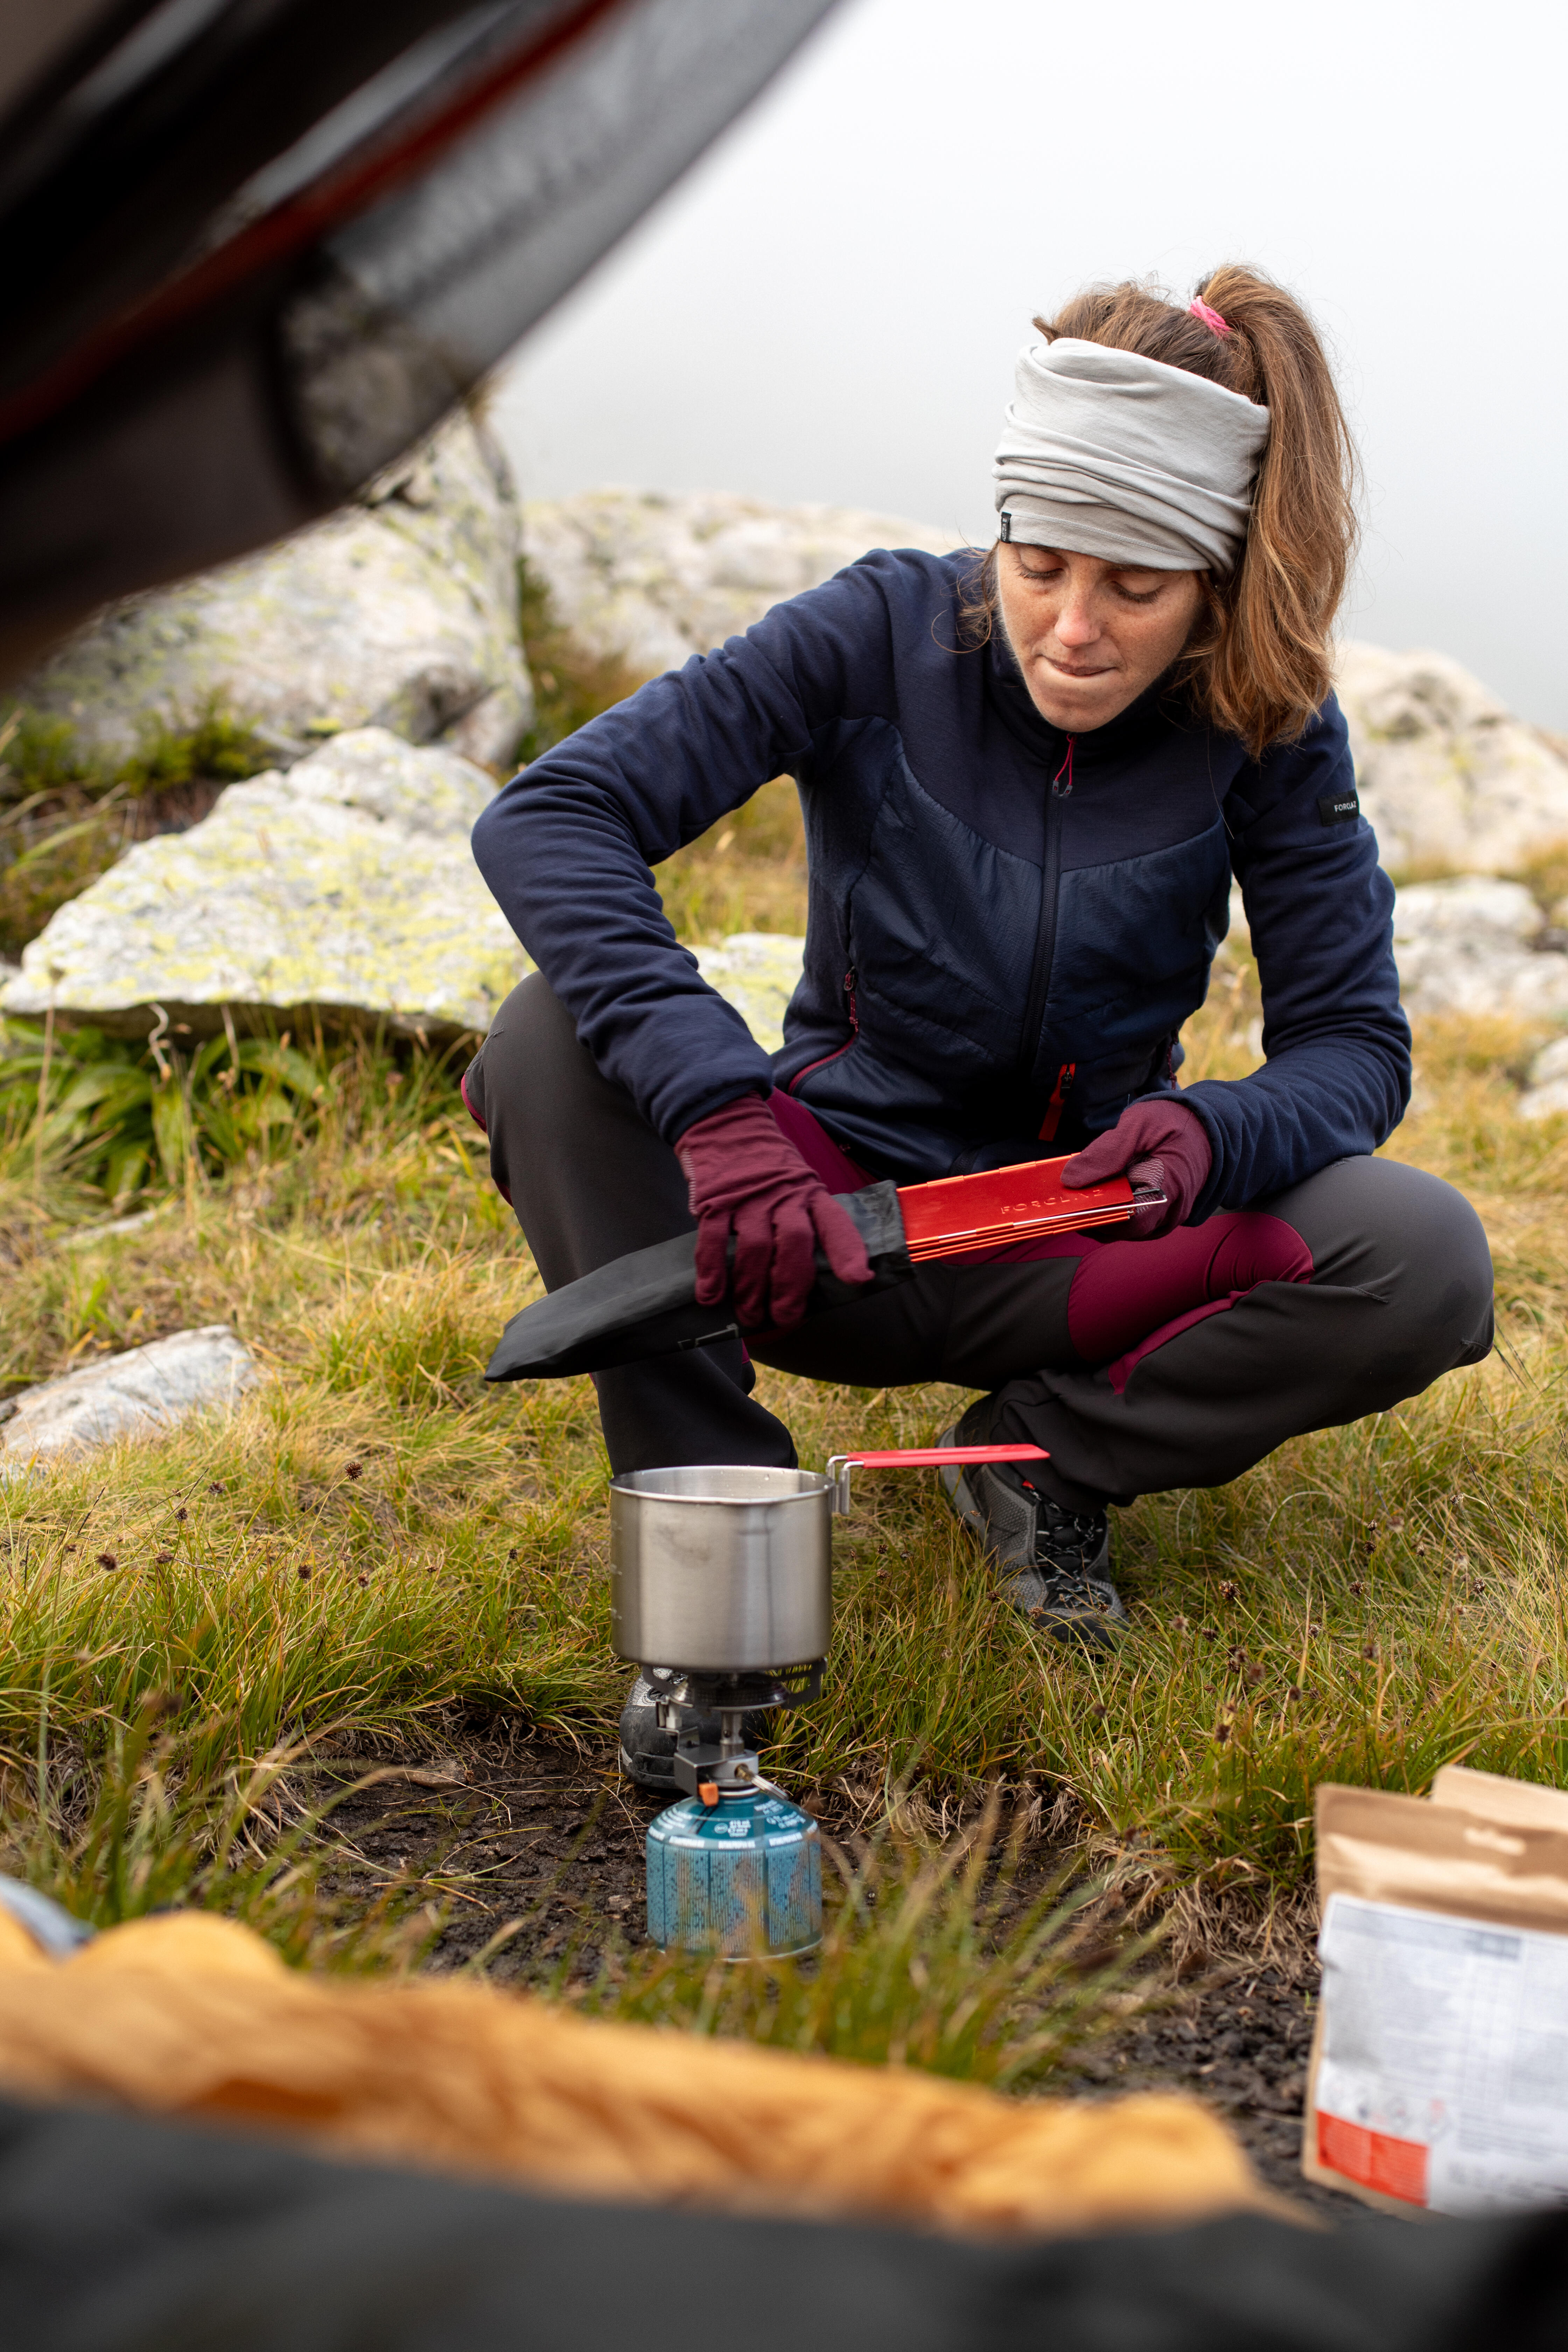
[967,267,1358,755]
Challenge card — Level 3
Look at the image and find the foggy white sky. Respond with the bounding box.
[494,0,1568,726]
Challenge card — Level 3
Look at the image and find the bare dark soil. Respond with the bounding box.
[310,1722,656,1984]
[307,1720,1358,2220]
[1073,1967,1355,2218]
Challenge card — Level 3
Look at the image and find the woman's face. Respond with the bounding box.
[994,542,1205,733]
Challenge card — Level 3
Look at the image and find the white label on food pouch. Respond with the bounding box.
[1316,1892,1568,2214]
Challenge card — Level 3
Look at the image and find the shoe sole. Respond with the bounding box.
[1022,1599,1126,1649]
[618,1741,675,1793]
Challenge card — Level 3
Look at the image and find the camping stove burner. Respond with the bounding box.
[653,1665,821,1802]
[643,1664,825,1956]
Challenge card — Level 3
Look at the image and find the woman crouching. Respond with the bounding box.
[465,267,1493,1789]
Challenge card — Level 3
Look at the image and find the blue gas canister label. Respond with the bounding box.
[646,1791,821,1956]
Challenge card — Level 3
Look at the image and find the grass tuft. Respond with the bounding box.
[568,1792,1136,2087]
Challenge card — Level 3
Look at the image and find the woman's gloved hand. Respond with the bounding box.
[1060,1099,1213,1238]
[675,1092,874,1329]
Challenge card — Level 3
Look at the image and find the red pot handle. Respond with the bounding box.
[825,1443,1049,1513]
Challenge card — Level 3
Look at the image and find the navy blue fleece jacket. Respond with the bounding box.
[471,548,1409,1215]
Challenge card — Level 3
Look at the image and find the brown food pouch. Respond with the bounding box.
[1430,1763,1568,1833]
[1306,1781,1568,2216]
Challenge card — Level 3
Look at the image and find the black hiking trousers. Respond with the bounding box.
[463,976,1495,1511]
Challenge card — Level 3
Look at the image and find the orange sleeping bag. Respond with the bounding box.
[0,1907,1279,2237]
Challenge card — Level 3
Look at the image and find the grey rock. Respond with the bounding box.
[57,1209,162,1253]
[1391,875,1568,1018]
[0,728,529,1039]
[0,1326,260,1469]
[15,411,532,774]
[1336,642,1568,876]
[523,490,962,676]
[1518,1032,1568,1119]
[1528,1035,1568,1088]
[691,932,804,1054]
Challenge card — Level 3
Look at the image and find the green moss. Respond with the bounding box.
[0,695,276,954]
[0,692,274,803]
[120,700,275,794]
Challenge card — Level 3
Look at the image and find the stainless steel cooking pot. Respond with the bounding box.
[608,1443,1050,1674]
[610,1465,831,1673]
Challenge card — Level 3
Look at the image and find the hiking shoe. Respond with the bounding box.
[937,1408,1127,1645]
[617,1671,772,1793]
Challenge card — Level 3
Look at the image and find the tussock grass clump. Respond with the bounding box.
[0,1271,615,1783]
[572,1795,1135,2086]
[7,1700,418,1968]
[0,1021,486,1284]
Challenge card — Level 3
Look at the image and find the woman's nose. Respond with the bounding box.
[1054,595,1099,649]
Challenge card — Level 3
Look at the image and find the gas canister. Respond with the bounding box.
[646,1785,821,1958]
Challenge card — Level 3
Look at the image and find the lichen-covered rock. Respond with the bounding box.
[524,491,961,676]
[1518,1034,1568,1119]
[14,412,532,772]
[0,1326,259,1469]
[1391,875,1568,1017]
[0,729,527,1039]
[691,932,805,1055]
[1336,642,1568,875]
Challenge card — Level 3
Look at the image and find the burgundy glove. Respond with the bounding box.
[1061,1099,1213,1239]
[675,1092,874,1329]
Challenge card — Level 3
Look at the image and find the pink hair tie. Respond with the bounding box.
[1189,297,1230,338]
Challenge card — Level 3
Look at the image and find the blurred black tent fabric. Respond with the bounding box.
[1,2096,1567,2352]
[0,0,840,681]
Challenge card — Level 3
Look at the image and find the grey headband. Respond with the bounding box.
[992,338,1270,574]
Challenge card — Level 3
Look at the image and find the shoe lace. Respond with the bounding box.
[1031,1498,1104,1573]
[1031,1563,1110,1610]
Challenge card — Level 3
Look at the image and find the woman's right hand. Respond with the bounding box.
[1061,1099,1213,1237]
[675,1093,873,1329]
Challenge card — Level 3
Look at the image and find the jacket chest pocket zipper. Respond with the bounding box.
[1037,1060,1075,1142]
[789,966,859,1094]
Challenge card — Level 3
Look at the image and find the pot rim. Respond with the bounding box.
[610,1465,832,1507]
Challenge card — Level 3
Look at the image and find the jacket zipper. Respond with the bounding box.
[789,965,859,1093]
[1037,1060,1075,1142]
[1015,738,1072,1084]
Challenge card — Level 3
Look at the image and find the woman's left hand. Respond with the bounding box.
[1061,1100,1213,1238]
